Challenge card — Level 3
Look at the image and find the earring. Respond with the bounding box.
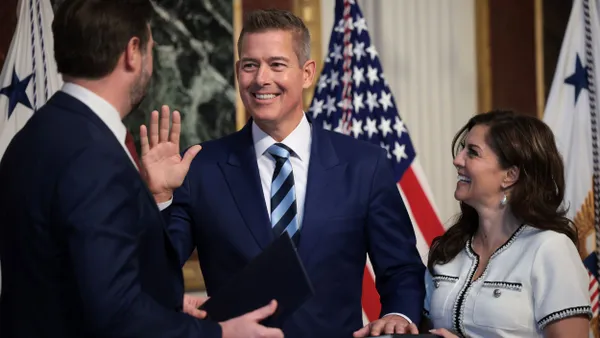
[500,193,508,206]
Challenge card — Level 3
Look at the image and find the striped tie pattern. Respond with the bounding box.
[267,143,299,239]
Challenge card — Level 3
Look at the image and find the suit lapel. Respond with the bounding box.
[297,125,345,263]
[219,122,273,250]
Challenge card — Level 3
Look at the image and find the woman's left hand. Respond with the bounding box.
[429,328,460,338]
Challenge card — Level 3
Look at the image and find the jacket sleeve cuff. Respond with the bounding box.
[383,312,412,324]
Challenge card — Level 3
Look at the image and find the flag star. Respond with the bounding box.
[378,91,393,112]
[381,73,388,86]
[564,53,589,105]
[324,55,331,64]
[334,118,344,133]
[353,92,365,113]
[310,98,324,119]
[323,121,332,130]
[337,97,353,111]
[325,95,337,116]
[392,142,408,162]
[331,43,343,63]
[334,19,345,34]
[351,118,364,138]
[329,70,340,90]
[0,68,33,118]
[354,16,368,35]
[353,66,365,88]
[394,117,408,138]
[366,66,379,86]
[379,117,392,137]
[364,117,378,138]
[380,142,392,159]
[353,42,366,62]
[366,91,379,112]
[366,44,378,60]
[317,74,328,93]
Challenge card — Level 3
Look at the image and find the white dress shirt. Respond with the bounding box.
[425,225,592,338]
[61,83,137,169]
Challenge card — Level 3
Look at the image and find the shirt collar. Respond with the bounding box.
[60,82,127,145]
[252,114,311,161]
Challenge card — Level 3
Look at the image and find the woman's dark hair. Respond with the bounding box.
[427,110,578,272]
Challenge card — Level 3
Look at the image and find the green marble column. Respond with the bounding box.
[51,0,236,152]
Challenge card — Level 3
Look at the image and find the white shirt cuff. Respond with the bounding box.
[383,313,412,324]
[157,197,173,211]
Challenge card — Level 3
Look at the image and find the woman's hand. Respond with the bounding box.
[429,328,460,338]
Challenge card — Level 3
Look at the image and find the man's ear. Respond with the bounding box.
[302,59,316,89]
[124,36,142,71]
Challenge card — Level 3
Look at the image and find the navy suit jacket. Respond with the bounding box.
[165,118,426,338]
[0,92,221,338]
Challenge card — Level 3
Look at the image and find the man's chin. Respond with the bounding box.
[125,92,148,119]
[131,94,147,112]
[248,105,283,119]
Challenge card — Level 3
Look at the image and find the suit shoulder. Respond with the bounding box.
[7,99,126,169]
[11,104,92,153]
[186,129,245,164]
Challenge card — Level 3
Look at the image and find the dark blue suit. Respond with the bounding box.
[165,118,425,338]
[0,92,221,338]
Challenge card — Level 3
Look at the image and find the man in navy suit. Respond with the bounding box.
[0,1,283,337]
[141,9,425,338]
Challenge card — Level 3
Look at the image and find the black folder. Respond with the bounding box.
[199,233,314,326]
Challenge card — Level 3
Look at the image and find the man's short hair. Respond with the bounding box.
[52,0,153,79]
[237,9,311,65]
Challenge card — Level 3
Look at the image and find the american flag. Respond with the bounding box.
[308,0,445,321]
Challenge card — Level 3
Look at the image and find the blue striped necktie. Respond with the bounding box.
[267,143,299,239]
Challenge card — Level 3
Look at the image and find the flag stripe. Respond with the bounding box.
[361,266,380,322]
[399,167,445,245]
[362,172,443,323]
[409,158,442,217]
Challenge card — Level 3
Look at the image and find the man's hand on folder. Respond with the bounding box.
[219,300,284,338]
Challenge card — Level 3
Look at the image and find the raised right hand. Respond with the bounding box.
[219,300,284,338]
[139,105,201,202]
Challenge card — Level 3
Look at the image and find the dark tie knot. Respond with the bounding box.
[267,143,293,160]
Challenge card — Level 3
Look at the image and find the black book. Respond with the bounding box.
[199,233,315,327]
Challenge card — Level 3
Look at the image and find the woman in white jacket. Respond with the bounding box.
[424,110,591,338]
